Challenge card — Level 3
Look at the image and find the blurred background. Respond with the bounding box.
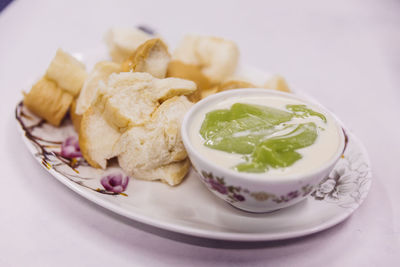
[2,0,399,162]
[1,0,399,133]
[0,0,399,266]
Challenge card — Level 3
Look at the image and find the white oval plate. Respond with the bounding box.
[16,47,371,241]
[15,99,371,242]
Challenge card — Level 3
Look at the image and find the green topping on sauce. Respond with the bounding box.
[286,104,327,123]
[235,122,317,172]
[199,103,327,173]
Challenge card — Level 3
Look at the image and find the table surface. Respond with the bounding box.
[1,0,399,266]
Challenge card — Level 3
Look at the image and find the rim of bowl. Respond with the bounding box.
[181,88,345,184]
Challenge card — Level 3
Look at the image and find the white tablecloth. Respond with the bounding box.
[1,0,399,266]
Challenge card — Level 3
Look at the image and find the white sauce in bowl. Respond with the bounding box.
[188,94,343,178]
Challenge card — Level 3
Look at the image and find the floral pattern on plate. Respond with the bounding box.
[15,102,130,196]
[312,150,371,209]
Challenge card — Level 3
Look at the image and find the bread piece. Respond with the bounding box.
[105,28,152,63]
[134,159,191,186]
[79,72,196,169]
[98,72,157,130]
[78,72,155,168]
[116,96,192,186]
[264,75,291,92]
[146,95,192,162]
[45,49,87,97]
[99,72,196,130]
[152,77,197,102]
[171,35,199,65]
[122,38,170,78]
[196,37,239,84]
[79,106,121,169]
[75,61,121,115]
[70,99,82,132]
[172,35,239,84]
[23,77,73,126]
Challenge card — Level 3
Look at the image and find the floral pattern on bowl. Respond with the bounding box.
[200,170,314,204]
[199,149,370,211]
[201,171,246,202]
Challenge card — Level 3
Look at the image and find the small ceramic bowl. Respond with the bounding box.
[181,89,345,213]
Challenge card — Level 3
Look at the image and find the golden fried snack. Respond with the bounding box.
[122,38,170,78]
[70,99,82,132]
[200,86,219,100]
[218,80,256,91]
[264,75,291,92]
[45,49,87,97]
[105,27,152,63]
[167,60,212,102]
[23,77,73,126]
[172,35,239,84]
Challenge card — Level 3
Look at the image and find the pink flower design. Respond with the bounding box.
[233,193,245,201]
[200,171,246,202]
[61,136,82,158]
[209,179,228,194]
[101,173,129,193]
